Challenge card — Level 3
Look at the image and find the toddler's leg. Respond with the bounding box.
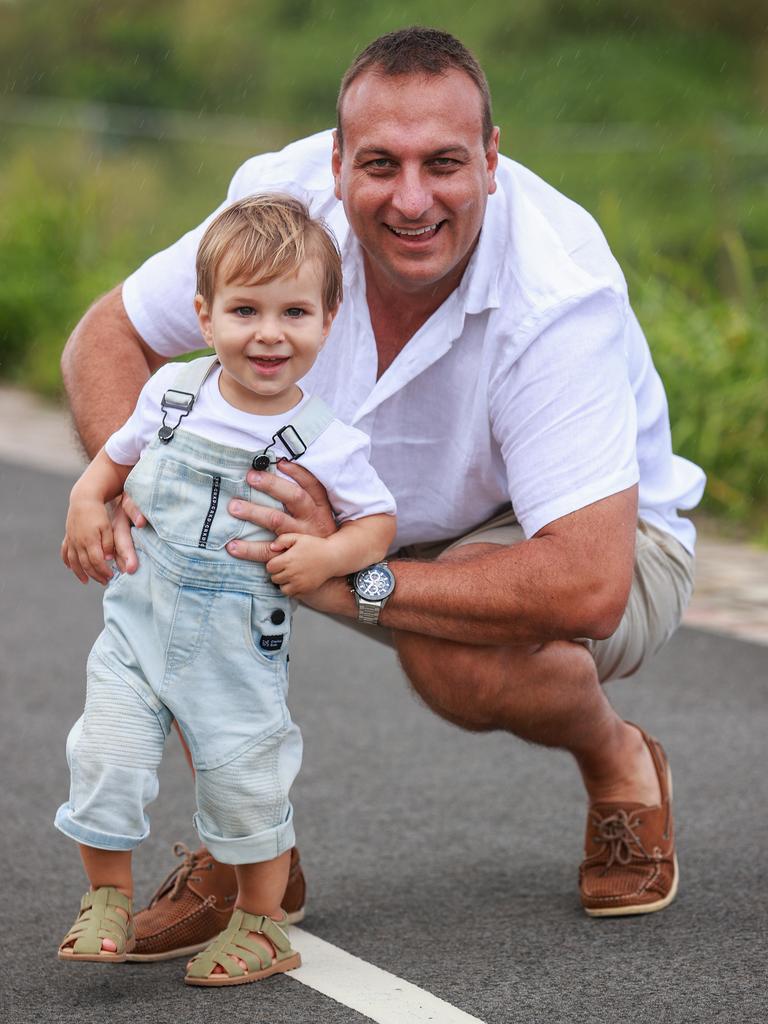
[236,850,291,919]
[55,654,170,963]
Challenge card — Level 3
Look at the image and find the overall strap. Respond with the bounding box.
[277,396,335,457]
[251,396,335,471]
[158,355,219,443]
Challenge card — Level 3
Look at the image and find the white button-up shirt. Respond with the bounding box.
[123,130,705,553]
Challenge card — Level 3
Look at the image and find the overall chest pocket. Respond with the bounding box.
[147,458,250,550]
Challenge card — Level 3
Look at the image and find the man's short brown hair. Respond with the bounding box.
[196,193,343,312]
[336,26,493,151]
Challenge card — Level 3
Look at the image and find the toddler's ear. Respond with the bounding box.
[194,294,213,344]
[321,305,339,343]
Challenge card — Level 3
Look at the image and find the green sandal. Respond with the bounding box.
[58,886,134,963]
[185,908,300,987]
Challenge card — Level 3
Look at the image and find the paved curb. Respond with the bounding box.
[3,384,767,646]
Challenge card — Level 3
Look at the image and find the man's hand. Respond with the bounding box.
[62,499,116,586]
[227,460,337,563]
[266,534,337,596]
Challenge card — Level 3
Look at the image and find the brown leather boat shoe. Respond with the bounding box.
[580,724,678,917]
[127,843,306,961]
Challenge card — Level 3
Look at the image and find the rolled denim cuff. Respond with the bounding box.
[54,803,147,851]
[193,807,295,865]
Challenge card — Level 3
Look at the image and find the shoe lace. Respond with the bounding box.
[147,842,212,905]
[592,809,652,868]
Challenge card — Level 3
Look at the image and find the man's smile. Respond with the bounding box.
[385,221,446,240]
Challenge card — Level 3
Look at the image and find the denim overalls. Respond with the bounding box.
[55,356,334,865]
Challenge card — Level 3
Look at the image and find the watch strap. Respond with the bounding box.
[357,598,386,626]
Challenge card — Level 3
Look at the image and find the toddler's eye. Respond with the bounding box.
[235,306,256,316]
[285,307,305,318]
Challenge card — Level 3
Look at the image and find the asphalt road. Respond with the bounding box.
[1,459,766,1023]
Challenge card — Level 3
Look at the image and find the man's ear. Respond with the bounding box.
[331,130,343,201]
[486,126,500,196]
[194,294,214,346]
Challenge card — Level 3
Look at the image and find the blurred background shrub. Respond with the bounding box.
[0,0,765,533]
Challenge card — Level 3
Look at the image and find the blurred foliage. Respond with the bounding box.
[631,264,768,536]
[2,1,766,123]
[0,0,766,532]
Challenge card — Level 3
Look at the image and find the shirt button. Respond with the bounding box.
[271,609,286,625]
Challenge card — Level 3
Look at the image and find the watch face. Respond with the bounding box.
[354,564,395,601]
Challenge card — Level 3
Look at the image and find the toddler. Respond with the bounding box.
[55,194,396,986]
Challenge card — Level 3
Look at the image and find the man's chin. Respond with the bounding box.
[379,254,463,295]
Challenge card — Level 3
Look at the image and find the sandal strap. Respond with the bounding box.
[186,908,295,980]
[61,887,133,956]
[79,886,132,915]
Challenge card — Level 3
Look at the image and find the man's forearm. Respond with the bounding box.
[309,543,621,646]
[61,284,166,458]
[380,488,637,645]
[307,490,638,647]
[381,547,607,645]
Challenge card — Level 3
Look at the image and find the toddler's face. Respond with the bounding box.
[195,260,334,415]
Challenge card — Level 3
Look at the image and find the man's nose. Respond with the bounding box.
[391,170,432,220]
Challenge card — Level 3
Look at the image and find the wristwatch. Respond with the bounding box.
[350,562,396,625]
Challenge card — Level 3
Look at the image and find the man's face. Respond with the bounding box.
[333,69,499,298]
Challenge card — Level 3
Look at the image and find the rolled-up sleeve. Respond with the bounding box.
[490,289,640,538]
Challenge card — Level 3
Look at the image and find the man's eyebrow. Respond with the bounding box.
[353,145,472,160]
[429,145,472,159]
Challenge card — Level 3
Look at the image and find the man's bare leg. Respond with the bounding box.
[393,543,661,807]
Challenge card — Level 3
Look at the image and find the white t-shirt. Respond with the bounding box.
[123,130,705,553]
[105,362,397,525]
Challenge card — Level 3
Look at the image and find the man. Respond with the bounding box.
[61,27,704,959]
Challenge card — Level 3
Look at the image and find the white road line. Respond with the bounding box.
[289,927,486,1024]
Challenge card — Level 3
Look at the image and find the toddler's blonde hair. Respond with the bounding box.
[196,193,343,312]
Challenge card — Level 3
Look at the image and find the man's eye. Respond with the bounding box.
[235,306,256,316]
[430,158,459,171]
[285,307,305,318]
[366,158,395,171]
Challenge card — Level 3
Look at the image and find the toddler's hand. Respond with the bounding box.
[266,534,335,596]
[62,498,116,586]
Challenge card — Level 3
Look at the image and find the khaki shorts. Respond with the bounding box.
[323,507,695,683]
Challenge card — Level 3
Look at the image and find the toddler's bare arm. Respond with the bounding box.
[265,513,396,596]
[62,450,134,585]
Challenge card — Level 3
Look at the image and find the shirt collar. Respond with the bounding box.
[454,188,505,315]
